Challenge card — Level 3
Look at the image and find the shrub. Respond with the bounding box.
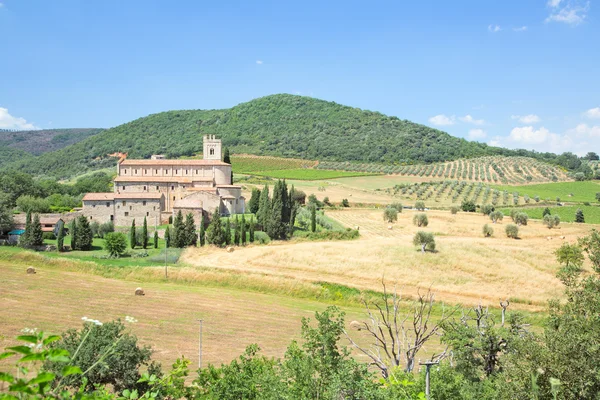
[341,198,350,207]
[414,201,426,211]
[98,221,114,238]
[489,210,503,223]
[575,208,585,223]
[413,231,435,252]
[513,212,528,226]
[413,213,429,227]
[450,206,459,215]
[42,232,56,240]
[482,224,493,237]
[383,207,398,223]
[481,204,495,216]
[505,224,519,239]
[544,214,561,229]
[461,200,476,212]
[104,232,128,257]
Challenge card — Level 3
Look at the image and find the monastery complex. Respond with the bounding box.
[82,135,245,226]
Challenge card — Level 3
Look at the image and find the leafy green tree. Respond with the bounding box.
[248,188,261,214]
[483,224,493,237]
[45,320,155,393]
[413,231,435,252]
[414,201,426,211]
[56,221,65,252]
[75,215,93,250]
[142,217,148,249]
[383,207,398,223]
[104,232,128,257]
[98,221,114,238]
[16,195,51,214]
[413,213,429,227]
[30,213,44,247]
[130,219,136,249]
[505,224,519,239]
[256,184,270,229]
[90,221,100,238]
[461,200,476,212]
[172,211,185,248]
[164,225,171,248]
[70,218,77,251]
[575,208,585,223]
[555,243,584,271]
[310,204,317,233]
[153,230,159,249]
[184,213,196,247]
[489,210,503,224]
[249,216,255,243]
[578,229,600,273]
[206,208,226,247]
[199,215,205,246]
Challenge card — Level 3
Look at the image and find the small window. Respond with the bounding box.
[122,201,126,206]
[143,186,147,191]
[89,216,92,220]
[106,202,110,207]
[173,196,175,201]
[185,170,188,175]
[144,169,147,174]
[171,185,174,190]
[129,205,132,210]
[210,148,215,155]
[146,212,149,217]
[175,169,178,174]
[124,169,127,174]
[143,201,147,206]
[125,212,129,217]
[93,204,96,208]
[110,215,114,221]
[122,186,125,190]
[155,169,158,174]
[135,169,138,174]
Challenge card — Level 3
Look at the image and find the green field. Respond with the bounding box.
[243,168,378,180]
[493,181,600,203]
[499,205,600,224]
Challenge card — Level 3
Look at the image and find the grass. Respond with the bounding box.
[243,168,378,180]
[493,181,600,204]
[231,154,316,173]
[499,205,600,224]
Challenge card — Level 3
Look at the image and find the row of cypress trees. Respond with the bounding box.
[204,208,256,247]
[255,180,298,240]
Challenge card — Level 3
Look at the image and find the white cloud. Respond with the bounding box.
[468,129,487,140]
[256,60,263,65]
[0,108,38,130]
[460,114,485,125]
[511,114,541,124]
[513,26,528,32]
[546,0,589,25]
[428,114,456,126]
[583,107,600,119]
[488,24,501,32]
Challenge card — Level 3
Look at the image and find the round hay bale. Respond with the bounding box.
[26,266,36,274]
[349,321,363,331]
[226,246,235,253]
[135,287,145,296]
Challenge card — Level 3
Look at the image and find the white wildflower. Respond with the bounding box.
[82,316,103,326]
[125,316,138,324]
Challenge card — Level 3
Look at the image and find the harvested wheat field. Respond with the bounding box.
[181,209,598,311]
[0,259,371,368]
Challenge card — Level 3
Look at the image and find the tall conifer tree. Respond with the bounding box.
[31,213,44,246]
[184,213,196,246]
[130,219,136,249]
[241,214,247,245]
[199,215,205,246]
[142,217,148,249]
[173,211,185,248]
[70,218,77,251]
[257,184,270,229]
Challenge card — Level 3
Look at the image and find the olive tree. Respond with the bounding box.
[513,212,528,226]
[414,201,426,211]
[483,224,493,237]
[413,213,429,227]
[489,210,504,224]
[383,207,398,223]
[505,224,519,239]
[413,231,435,253]
[544,214,560,229]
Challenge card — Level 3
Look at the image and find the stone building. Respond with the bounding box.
[82,135,245,226]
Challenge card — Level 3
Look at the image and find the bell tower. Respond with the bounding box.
[203,135,222,161]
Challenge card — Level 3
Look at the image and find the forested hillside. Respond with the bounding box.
[1,95,565,178]
[0,128,103,156]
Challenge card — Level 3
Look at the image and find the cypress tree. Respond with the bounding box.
[184,213,196,246]
[248,188,261,214]
[165,225,171,248]
[225,218,232,246]
[206,208,225,247]
[31,213,44,246]
[249,216,255,243]
[241,214,247,245]
[257,184,270,229]
[199,215,205,246]
[267,180,287,240]
[130,219,136,249]
[21,212,32,247]
[173,210,185,248]
[233,216,240,246]
[281,180,290,224]
[289,203,297,237]
[56,221,65,252]
[142,217,148,249]
[76,215,93,250]
[576,208,585,223]
[310,204,317,233]
[70,218,77,251]
[153,230,159,249]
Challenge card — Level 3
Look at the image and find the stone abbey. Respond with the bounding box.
[82,135,245,226]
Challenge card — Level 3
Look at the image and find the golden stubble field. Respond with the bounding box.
[181,209,598,310]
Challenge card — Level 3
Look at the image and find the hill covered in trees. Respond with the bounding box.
[0,95,572,178]
[0,128,103,156]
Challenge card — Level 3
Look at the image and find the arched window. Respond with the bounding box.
[210,148,215,155]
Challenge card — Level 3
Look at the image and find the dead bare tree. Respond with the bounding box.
[344,281,458,378]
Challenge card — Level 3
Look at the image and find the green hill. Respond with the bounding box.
[0,128,103,156]
[1,94,564,178]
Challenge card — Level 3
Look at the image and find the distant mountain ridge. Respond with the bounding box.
[1,94,563,178]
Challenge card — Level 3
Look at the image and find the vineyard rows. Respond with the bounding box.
[318,156,569,184]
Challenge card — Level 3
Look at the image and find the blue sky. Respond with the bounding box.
[1,0,599,154]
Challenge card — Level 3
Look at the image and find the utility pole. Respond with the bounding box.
[420,361,439,400]
[198,319,203,369]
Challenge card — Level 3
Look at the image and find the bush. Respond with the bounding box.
[505,224,519,239]
[413,213,429,227]
[383,207,398,223]
[513,212,528,226]
[575,208,585,223]
[413,231,435,252]
[461,200,476,212]
[98,221,115,238]
[104,232,128,257]
[450,206,459,215]
[414,201,426,211]
[482,224,493,237]
[341,198,350,207]
[42,232,56,240]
